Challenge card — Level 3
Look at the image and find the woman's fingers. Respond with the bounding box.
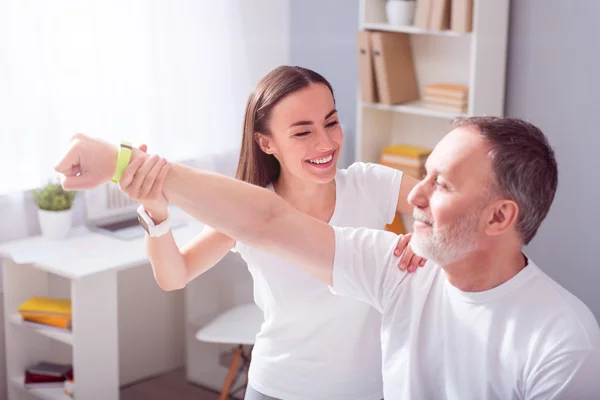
[149,160,170,201]
[119,155,147,191]
[394,233,412,271]
[126,155,160,198]
[139,158,166,199]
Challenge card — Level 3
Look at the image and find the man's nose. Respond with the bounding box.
[408,178,429,210]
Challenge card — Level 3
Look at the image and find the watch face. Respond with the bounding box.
[138,213,151,234]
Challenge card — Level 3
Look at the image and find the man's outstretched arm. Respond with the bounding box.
[55,134,336,284]
[162,160,336,284]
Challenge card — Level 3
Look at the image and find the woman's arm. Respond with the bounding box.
[118,153,235,291]
[145,225,235,291]
[396,173,420,215]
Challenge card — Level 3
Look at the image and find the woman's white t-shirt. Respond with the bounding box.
[235,162,403,400]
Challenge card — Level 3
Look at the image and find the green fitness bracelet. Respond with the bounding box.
[111,141,133,183]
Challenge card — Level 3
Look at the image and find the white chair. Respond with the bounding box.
[196,303,263,400]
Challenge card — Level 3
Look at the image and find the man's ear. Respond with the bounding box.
[484,199,519,237]
[255,132,275,155]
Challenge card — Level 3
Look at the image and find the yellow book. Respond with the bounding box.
[381,144,432,159]
[18,297,72,317]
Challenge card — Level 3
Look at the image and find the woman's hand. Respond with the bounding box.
[118,144,170,222]
[393,233,427,273]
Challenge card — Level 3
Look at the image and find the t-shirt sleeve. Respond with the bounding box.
[526,349,600,399]
[330,226,409,312]
[347,162,403,225]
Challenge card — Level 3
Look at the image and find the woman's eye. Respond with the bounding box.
[295,131,310,137]
[326,120,339,128]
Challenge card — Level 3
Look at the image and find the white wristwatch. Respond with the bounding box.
[137,205,172,237]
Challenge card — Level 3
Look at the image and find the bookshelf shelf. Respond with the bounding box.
[10,376,70,400]
[361,22,470,37]
[356,0,510,163]
[9,314,74,346]
[363,101,465,119]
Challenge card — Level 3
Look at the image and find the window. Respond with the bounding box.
[0,0,282,195]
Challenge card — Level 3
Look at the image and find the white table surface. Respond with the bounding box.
[0,208,205,280]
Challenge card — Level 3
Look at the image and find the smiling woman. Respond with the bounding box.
[122,64,425,400]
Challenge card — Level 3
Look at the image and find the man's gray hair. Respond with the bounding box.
[452,116,558,245]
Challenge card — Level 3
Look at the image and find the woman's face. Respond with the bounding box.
[257,83,343,184]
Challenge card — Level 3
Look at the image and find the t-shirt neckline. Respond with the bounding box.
[443,257,538,304]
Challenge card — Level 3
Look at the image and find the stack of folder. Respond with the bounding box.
[18,297,72,330]
[423,83,469,114]
[23,361,73,389]
[357,30,419,105]
[379,144,432,179]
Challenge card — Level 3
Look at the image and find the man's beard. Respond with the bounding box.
[411,206,482,266]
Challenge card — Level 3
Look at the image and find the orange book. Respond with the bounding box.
[385,213,406,235]
[424,83,469,99]
[21,314,72,329]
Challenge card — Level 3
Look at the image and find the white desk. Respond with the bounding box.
[0,209,204,400]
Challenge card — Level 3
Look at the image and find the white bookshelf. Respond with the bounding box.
[363,100,465,120]
[9,314,73,346]
[9,376,69,400]
[356,0,510,163]
[361,22,470,37]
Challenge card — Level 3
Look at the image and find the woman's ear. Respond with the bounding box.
[255,132,275,154]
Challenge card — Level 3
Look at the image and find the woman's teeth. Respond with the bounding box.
[309,154,333,164]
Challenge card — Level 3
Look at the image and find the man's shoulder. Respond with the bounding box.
[523,261,600,347]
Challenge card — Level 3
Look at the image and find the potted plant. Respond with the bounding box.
[386,0,416,26]
[32,181,77,239]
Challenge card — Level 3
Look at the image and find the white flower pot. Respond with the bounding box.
[386,0,416,26]
[38,209,73,240]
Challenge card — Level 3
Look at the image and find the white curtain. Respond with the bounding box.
[0,0,290,196]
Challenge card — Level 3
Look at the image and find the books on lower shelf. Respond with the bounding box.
[24,361,73,390]
[422,83,469,114]
[379,144,431,179]
[18,297,72,330]
[379,144,432,179]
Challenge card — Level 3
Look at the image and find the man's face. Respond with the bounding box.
[407,126,495,265]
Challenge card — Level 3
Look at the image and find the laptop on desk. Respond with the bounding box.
[84,183,186,240]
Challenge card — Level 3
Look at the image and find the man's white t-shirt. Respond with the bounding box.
[236,163,403,400]
[332,227,600,399]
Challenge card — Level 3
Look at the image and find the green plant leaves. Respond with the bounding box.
[32,182,77,211]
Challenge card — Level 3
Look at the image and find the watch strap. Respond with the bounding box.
[111,141,133,183]
[137,205,171,237]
